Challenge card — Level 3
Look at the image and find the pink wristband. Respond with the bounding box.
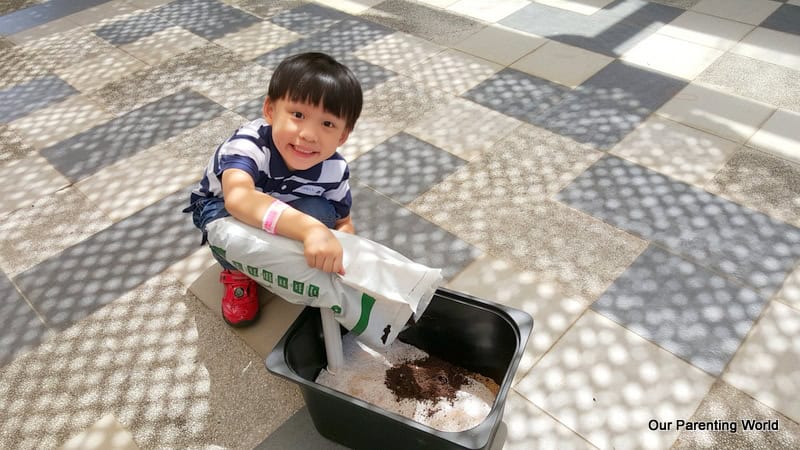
[262,200,289,234]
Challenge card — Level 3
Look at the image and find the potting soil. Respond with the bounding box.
[316,334,499,432]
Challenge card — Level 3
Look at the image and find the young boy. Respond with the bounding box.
[186,52,362,327]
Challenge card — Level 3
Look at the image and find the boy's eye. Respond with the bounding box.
[323,121,335,128]
[291,112,303,119]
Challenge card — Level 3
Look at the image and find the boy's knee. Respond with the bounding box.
[289,197,337,228]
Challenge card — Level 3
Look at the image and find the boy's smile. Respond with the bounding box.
[264,98,350,171]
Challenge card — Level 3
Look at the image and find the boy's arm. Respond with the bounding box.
[335,215,354,234]
[222,168,345,274]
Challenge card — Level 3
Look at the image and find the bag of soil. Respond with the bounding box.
[205,216,443,349]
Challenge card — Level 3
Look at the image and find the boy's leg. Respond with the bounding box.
[288,196,337,229]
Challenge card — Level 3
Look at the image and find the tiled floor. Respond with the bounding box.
[1,0,799,449]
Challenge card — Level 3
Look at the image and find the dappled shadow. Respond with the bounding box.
[7,95,112,150]
[0,270,50,366]
[268,2,348,35]
[0,74,76,122]
[92,10,174,45]
[360,0,484,46]
[151,0,261,40]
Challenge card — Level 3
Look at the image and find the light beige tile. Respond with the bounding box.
[213,21,300,60]
[59,413,139,450]
[622,33,724,80]
[791,0,800,6]
[0,155,70,215]
[21,27,115,71]
[516,311,715,450]
[189,62,273,110]
[610,116,740,187]
[361,75,452,129]
[747,109,800,164]
[503,390,598,449]
[0,125,36,164]
[353,32,445,74]
[405,96,522,161]
[656,83,776,143]
[167,247,219,294]
[0,187,112,277]
[7,96,112,150]
[119,26,209,66]
[776,265,800,312]
[512,40,613,88]
[657,11,754,52]
[65,0,140,27]
[75,147,199,222]
[731,27,800,72]
[159,110,248,171]
[416,0,460,7]
[723,301,800,423]
[447,0,529,22]
[453,24,547,66]
[691,0,781,25]
[54,48,147,92]
[338,115,404,162]
[316,0,384,14]
[533,0,614,15]
[447,255,588,383]
[408,48,502,95]
[6,17,81,45]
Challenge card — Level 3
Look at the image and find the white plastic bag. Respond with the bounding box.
[205,217,442,349]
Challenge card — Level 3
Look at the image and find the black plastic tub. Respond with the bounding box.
[265,287,533,450]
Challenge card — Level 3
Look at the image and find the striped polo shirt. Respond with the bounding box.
[191,119,352,219]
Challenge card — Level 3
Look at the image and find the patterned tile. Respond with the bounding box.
[225,0,306,19]
[534,61,687,150]
[12,190,198,330]
[20,27,114,72]
[349,181,482,280]
[349,132,467,204]
[747,108,800,164]
[534,0,614,15]
[338,114,404,162]
[91,11,175,45]
[673,380,800,449]
[0,187,113,278]
[761,4,800,36]
[188,61,273,110]
[54,47,147,92]
[335,55,397,91]
[268,2,350,35]
[0,45,49,90]
[593,245,766,375]
[0,124,36,164]
[360,75,451,129]
[452,24,547,66]
[707,146,800,228]
[691,0,781,25]
[730,27,800,72]
[502,391,597,450]
[62,0,139,28]
[556,155,800,296]
[212,20,301,60]
[407,48,502,95]
[362,0,485,46]
[510,40,613,89]
[609,115,740,187]
[515,310,715,449]
[0,0,108,35]
[151,0,262,40]
[158,110,247,171]
[352,31,445,75]
[723,300,800,423]
[696,53,800,114]
[0,270,51,367]
[462,68,570,126]
[8,95,112,151]
[233,95,266,120]
[776,264,800,311]
[0,155,70,216]
[40,89,226,182]
[117,26,209,67]
[0,74,77,122]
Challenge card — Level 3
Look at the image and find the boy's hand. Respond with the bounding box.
[303,225,345,275]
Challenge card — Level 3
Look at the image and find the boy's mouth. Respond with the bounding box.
[289,143,317,157]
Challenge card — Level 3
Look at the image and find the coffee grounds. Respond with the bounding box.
[385,355,470,407]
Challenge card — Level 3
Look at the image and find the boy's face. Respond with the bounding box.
[263,97,351,171]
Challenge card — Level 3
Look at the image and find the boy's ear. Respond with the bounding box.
[262,98,273,124]
[337,128,351,147]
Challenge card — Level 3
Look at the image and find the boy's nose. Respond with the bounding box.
[299,126,317,142]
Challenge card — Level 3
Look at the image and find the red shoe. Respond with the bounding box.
[220,269,260,327]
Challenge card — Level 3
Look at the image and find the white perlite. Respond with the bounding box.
[316,334,496,432]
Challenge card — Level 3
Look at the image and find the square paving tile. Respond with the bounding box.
[362,0,485,46]
[621,32,724,80]
[452,24,547,66]
[226,0,305,19]
[408,49,502,95]
[405,96,523,161]
[254,406,348,449]
[54,47,147,92]
[352,31,445,75]
[657,10,754,51]
[0,125,36,164]
[515,310,715,450]
[349,132,467,204]
[338,114,404,162]
[0,74,77,122]
[12,189,199,330]
[556,155,800,296]
[446,0,529,22]
[776,264,800,311]
[533,0,614,15]
[0,155,70,216]
[63,0,139,28]
[609,115,740,187]
[462,68,570,126]
[510,40,613,88]
[691,0,781,25]
[656,82,776,143]
[8,95,113,150]
[696,53,800,114]
[761,3,800,36]
[673,380,800,449]
[707,146,800,228]
[730,27,800,72]
[60,414,139,450]
[534,61,687,150]
[118,26,210,66]
[158,110,248,171]
[747,108,800,163]
[0,270,51,367]
[360,75,451,129]
[723,300,800,423]
[268,2,350,35]
[91,11,175,45]
[151,0,262,40]
[20,27,114,71]
[212,20,300,60]
[41,89,226,182]
[187,61,274,110]
[349,182,482,280]
[0,45,50,90]
[502,390,597,449]
[593,245,767,375]
[335,55,397,92]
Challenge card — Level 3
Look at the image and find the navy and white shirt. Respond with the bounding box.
[190,119,352,219]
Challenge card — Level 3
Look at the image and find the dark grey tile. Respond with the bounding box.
[534,61,686,149]
[234,95,267,120]
[92,11,175,45]
[0,0,110,35]
[556,155,800,296]
[0,270,51,367]
[592,245,766,375]
[0,74,77,122]
[254,406,348,450]
[462,68,570,125]
[349,132,467,205]
[350,181,482,281]
[152,0,262,40]
[229,0,305,19]
[761,4,800,36]
[337,56,397,91]
[598,0,684,24]
[13,189,200,331]
[254,18,392,69]
[363,0,485,46]
[40,88,226,182]
[268,2,350,35]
